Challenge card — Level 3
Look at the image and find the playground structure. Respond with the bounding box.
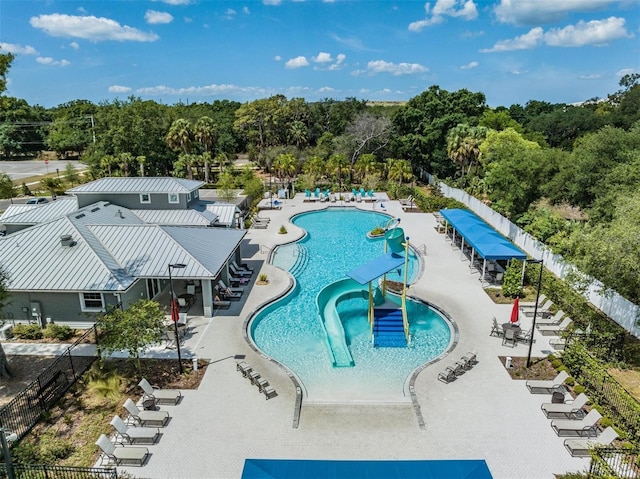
[316,219,411,367]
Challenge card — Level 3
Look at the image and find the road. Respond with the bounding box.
[0,159,86,181]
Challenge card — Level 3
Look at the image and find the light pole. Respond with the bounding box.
[526,259,544,368]
[0,428,18,479]
[168,263,187,374]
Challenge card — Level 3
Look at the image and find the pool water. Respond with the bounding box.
[250,208,452,403]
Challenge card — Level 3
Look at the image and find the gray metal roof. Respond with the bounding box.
[191,201,239,227]
[67,177,204,194]
[0,200,246,292]
[131,209,217,226]
[0,199,78,225]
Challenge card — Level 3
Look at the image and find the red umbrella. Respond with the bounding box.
[510,297,520,323]
[170,298,180,322]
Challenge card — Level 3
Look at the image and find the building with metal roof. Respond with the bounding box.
[0,200,246,326]
[0,199,79,234]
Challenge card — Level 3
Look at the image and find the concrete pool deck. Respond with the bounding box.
[115,194,590,479]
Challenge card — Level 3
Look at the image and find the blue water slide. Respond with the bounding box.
[315,278,384,367]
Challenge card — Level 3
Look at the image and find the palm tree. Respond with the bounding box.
[354,153,379,183]
[40,177,62,199]
[166,119,193,156]
[386,158,413,185]
[447,124,488,181]
[194,116,217,183]
[273,153,298,194]
[288,120,308,148]
[328,153,348,191]
[99,155,117,176]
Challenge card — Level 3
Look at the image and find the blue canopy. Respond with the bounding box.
[347,251,405,285]
[242,459,494,479]
[440,209,526,261]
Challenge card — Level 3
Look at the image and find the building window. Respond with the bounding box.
[80,293,104,312]
[140,193,151,204]
[186,192,192,201]
[193,190,199,199]
[168,193,179,204]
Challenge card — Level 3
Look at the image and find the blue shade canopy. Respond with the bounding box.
[346,251,405,285]
[242,459,494,479]
[440,209,526,261]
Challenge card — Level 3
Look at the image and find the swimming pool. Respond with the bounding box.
[250,208,452,403]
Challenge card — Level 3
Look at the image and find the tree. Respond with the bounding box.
[0,172,15,199]
[194,116,217,183]
[0,52,15,94]
[166,118,193,156]
[63,162,80,186]
[386,158,413,185]
[272,153,298,190]
[327,153,348,190]
[216,169,237,203]
[446,124,487,180]
[345,111,391,166]
[40,177,62,199]
[95,300,165,373]
[0,266,10,378]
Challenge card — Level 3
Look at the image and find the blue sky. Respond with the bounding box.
[1,0,638,108]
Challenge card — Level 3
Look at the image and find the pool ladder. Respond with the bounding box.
[288,244,309,276]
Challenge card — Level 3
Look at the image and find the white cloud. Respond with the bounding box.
[263,0,282,5]
[313,52,333,63]
[0,42,38,55]
[494,0,616,25]
[409,0,478,32]
[30,14,159,42]
[69,42,79,50]
[36,56,70,67]
[480,27,544,52]
[274,55,282,61]
[145,10,174,25]
[616,68,635,78]
[579,74,602,79]
[482,17,631,52]
[108,85,132,93]
[361,60,428,76]
[460,61,479,69]
[544,17,631,47]
[285,56,309,69]
[136,83,268,97]
[318,86,336,93]
[155,0,192,5]
[243,7,250,14]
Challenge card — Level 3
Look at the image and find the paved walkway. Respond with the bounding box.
[6,195,590,478]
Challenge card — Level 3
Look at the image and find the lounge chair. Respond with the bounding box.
[541,393,589,419]
[538,317,573,336]
[252,220,269,229]
[521,299,554,317]
[519,294,547,309]
[535,310,565,326]
[236,361,253,377]
[96,434,149,466]
[230,262,251,277]
[551,409,602,437]
[263,385,278,399]
[399,195,414,206]
[218,280,243,294]
[232,260,253,274]
[110,415,160,444]
[213,297,231,308]
[489,317,503,337]
[139,378,182,405]
[549,337,567,350]
[123,398,169,427]
[526,370,569,394]
[217,285,242,301]
[456,351,477,370]
[564,427,619,457]
[516,328,533,344]
[437,367,457,383]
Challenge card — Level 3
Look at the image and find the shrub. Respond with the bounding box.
[258,273,268,282]
[600,417,614,429]
[565,376,575,387]
[501,260,523,298]
[43,324,74,341]
[573,384,585,395]
[278,225,287,234]
[12,323,43,340]
[370,226,385,236]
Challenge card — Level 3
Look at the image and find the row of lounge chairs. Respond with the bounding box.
[250,213,270,229]
[95,379,182,467]
[437,352,477,383]
[237,361,278,399]
[525,371,618,456]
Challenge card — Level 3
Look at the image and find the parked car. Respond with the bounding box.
[26,198,48,205]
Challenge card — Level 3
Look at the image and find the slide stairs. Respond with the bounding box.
[373,308,407,347]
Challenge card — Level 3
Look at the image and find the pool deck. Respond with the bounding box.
[108,194,590,478]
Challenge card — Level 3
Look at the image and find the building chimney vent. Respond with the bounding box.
[60,234,75,247]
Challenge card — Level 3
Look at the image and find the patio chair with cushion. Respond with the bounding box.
[216,285,241,301]
[123,398,169,427]
[521,299,554,318]
[110,415,160,444]
[535,310,565,326]
[551,409,602,437]
[96,434,149,467]
[541,393,589,419]
[502,328,518,347]
[437,367,457,383]
[229,262,251,278]
[564,427,619,457]
[139,378,182,405]
[232,260,253,274]
[218,280,243,294]
[519,294,548,309]
[526,370,569,394]
[177,297,189,312]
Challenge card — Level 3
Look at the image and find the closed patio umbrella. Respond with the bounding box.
[510,297,520,324]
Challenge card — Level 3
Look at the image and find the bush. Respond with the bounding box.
[565,376,575,387]
[501,260,523,298]
[370,226,385,236]
[12,323,43,340]
[600,417,614,429]
[43,324,74,341]
[278,225,287,234]
[573,384,585,394]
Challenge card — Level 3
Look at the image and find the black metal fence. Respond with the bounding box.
[0,327,98,442]
[589,447,640,478]
[0,463,117,479]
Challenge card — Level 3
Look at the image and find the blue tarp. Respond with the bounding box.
[242,459,494,479]
[346,251,405,285]
[440,209,526,261]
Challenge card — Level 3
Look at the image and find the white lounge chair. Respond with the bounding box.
[521,299,554,317]
[541,393,589,419]
[123,398,169,427]
[96,434,149,466]
[139,378,182,405]
[564,427,619,457]
[218,280,243,294]
[526,370,569,394]
[538,317,573,336]
[549,337,567,350]
[551,409,602,437]
[519,294,547,309]
[110,415,160,444]
[535,310,565,326]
